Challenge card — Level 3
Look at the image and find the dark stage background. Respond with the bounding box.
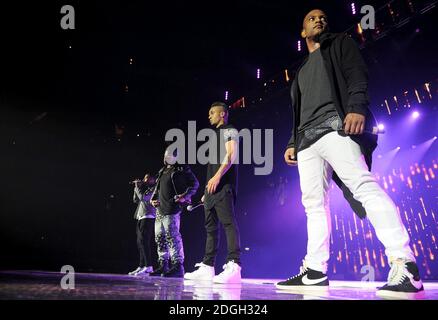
[1,0,437,281]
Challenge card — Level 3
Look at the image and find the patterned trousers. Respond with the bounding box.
[154,209,184,264]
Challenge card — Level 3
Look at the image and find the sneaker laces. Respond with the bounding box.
[287,260,309,280]
[194,262,209,270]
[221,261,237,275]
[387,258,411,285]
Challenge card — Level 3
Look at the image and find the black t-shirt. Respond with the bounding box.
[297,47,338,132]
[205,123,238,193]
[296,47,342,152]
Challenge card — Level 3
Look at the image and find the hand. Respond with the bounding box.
[284,148,297,166]
[151,200,160,207]
[344,113,365,135]
[174,195,186,203]
[207,174,221,194]
[201,195,205,203]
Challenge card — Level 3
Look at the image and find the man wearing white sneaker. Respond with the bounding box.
[184,101,242,284]
[277,9,424,299]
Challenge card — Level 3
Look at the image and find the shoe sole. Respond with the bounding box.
[276,284,330,292]
[213,278,242,284]
[376,289,425,300]
[184,276,214,281]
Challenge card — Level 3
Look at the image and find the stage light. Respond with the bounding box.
[284,69,290,82]
[351,3,356,15]
[297,40,301,52]
[378,124,385,131]
[412,111,420,119]
[434,136,437,140]
[257,68,261,79]
[397,146,401,150]
[225,91,229,101]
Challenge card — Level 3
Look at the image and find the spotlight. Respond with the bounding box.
[378,123,385,131]
[434,136,437,140]
[412,111,420,119]
[397,147,401,150]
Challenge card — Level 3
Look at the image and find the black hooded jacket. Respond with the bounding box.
[286,32,378,219]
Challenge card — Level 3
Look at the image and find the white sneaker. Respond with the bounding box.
[213,260,241,284]
[128,266,142,275]
[134,266,154,277]
[184,262,215,281]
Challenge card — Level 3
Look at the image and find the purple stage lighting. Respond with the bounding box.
[297,40,301,52]
[378,123,385,131]
[412,111,420,119]
[256,68,261,79]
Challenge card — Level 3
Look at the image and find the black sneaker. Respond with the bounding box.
[276,262,329,291]
[377,259,425,299]
[163,263,185,278]
[150,260,169,276]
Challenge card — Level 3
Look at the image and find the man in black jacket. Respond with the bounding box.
[149,148,199,278]
[276,9,423,299]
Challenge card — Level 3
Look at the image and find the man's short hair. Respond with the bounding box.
[210,101,228,114]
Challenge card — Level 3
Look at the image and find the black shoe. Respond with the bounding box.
[276,262,329,291]
[377,259,425,299]
[150,261,169,276]
[163,263,185,278]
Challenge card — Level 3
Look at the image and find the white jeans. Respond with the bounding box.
[297,131,415,273]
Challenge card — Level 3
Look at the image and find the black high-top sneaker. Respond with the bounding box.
[276,262,329,291]
[150,260,169,276]
[163,262,185,278]
[377,259,425,299]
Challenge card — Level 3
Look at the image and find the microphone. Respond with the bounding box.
[330,120,385,135]
[186,202,204,212]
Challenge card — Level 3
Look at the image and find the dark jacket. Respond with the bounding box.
[133,185,156,219]
[286,32,378,219]
[151,164,199,215]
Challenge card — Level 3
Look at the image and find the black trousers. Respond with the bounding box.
[136,218,155,267]
[203,187,241,266]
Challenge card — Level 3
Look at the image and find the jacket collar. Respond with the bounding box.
[317,32,338,46]
[296,32,339,72]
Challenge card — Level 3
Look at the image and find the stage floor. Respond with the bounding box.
[0,270,437,300]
